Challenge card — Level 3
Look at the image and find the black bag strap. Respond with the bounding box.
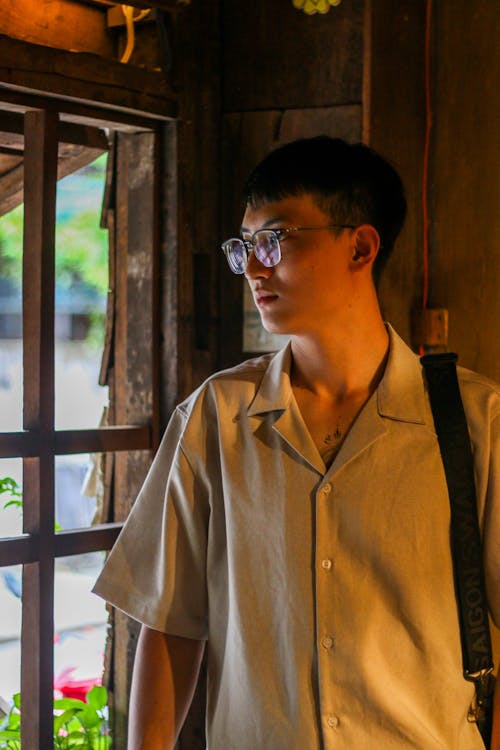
[421,352,494,744]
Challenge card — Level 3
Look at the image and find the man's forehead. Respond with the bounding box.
[241,194,326,233]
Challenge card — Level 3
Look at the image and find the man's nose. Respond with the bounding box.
[244,249,273,280]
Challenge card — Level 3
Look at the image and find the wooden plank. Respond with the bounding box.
[0,0,114,58]
[21,108,58,750]
[0,35,177,121]
[0,535,38,567]
[222,0,364,112]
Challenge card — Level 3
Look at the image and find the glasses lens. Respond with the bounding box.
[254,230,281,267]
[223,239,247,274]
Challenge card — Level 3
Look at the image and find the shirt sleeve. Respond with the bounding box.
[92,406,210,639]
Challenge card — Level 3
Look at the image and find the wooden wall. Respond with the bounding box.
[432,0,499,381]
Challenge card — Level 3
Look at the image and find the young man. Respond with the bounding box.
[93,137,499,749]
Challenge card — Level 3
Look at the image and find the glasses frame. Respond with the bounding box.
[221,224,356,274]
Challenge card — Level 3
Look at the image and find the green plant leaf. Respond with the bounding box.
[86,686,107,711]
[0,729,20,742]
[5,713,19,732]
[76,704,100,730]
[12,695,20,712]
[0,478,21,497]
[55,698,87,712]
[2,500,22,510]
[54,707,81,735]
[66,730,88,746]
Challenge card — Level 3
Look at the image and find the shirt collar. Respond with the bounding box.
[247,325,429,425]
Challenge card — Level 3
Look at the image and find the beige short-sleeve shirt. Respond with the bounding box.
[94,326,500,749]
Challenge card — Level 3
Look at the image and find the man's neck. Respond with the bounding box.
[290,313,390,404]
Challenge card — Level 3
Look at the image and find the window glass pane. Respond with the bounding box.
[0,457,22,539]
[0,564,21,711]
[54,552,110,740]
[0,198,23,432]
[55,453,107,532]
[55,154,109,430]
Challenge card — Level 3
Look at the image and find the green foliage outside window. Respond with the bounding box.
[0,156,109,346]
[0,686,112,749]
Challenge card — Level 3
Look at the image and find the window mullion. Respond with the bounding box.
[21,108,59,750]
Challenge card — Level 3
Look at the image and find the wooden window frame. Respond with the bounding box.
[0,100,162,749]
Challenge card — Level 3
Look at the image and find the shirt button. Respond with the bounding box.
[327,715,340,728]
[321,636,334,650]
[322,483,332,495]
[321,558,333,570]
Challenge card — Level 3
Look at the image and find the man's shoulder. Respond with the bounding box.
[176,349,281,419]
[456,365,500,427]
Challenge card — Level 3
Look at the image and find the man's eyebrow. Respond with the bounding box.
[239,216,289,234]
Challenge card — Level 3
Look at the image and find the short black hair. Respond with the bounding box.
[244,136,407,283]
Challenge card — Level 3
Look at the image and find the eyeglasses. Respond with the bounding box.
[221,225,355,274]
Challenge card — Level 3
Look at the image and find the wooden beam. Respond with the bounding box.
[21,108,58,750]
[0,35,177,121]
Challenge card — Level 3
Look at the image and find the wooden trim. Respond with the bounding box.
[21,108,58,750]
[0,426,152,457]
[0,35,177,122]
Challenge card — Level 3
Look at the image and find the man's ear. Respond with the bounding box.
[350,225,380,267]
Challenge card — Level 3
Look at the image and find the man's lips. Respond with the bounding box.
[254,290,278,306]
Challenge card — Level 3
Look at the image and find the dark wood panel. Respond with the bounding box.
[365,0,425,347]
[0,35,176,121]
[432,0,499,380]
[222,0,364,112]
[174,1,221,401]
